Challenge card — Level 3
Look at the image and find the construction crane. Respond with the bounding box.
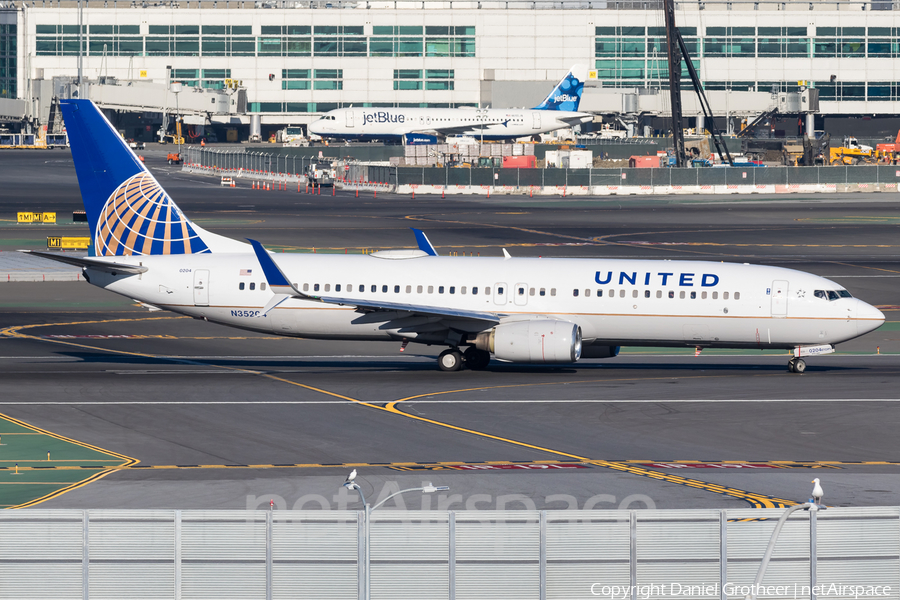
[663,0,733,167]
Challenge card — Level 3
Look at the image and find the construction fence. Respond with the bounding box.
[181,147,900,196]
[1,507,898,600]
[391,165,900,196]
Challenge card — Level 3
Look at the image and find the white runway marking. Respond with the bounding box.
[0,398,899,405]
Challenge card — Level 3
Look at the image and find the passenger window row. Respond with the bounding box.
[301,283,494,296]
[573,288,741,300]
[237,282,267,291]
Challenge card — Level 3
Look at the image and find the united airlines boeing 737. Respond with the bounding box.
[30,100,884,372]
[307,65,593,142]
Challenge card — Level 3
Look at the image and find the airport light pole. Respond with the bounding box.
[343,477,449,600]
[746,501,821,600]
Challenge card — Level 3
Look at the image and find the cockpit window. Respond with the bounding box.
[814,289,851,301]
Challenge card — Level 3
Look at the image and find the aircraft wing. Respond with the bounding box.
[429,121,511,137]
[315,294,499,326]
[19,250,149,275]
[248,239,499,332]
[555,112,593,125]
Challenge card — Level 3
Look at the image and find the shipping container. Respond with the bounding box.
[629,155,661,168]
[502,155,537,168]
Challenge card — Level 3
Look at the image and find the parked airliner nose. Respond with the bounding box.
[857,300,885,335]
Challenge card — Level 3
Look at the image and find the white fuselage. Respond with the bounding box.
[86,254,884,351]
[308,107,592,141]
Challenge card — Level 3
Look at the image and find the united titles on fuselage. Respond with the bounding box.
[594,271,721,287]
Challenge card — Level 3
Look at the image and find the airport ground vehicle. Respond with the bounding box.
[306,163,334,186]
[165,118,183,164]
[830,136,875,165]
[875,130,900,162]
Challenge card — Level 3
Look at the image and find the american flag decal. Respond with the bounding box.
[240,269,252,276]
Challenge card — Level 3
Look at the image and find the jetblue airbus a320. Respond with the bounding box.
[29,100,884,372]
[308,65,593,142]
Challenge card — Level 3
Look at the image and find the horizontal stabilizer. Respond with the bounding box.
[20,250,148,275]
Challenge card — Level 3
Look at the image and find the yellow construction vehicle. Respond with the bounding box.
[829,136,875,165]
[166,119,184,165]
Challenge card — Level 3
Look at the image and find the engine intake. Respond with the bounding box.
[475,320,582,363]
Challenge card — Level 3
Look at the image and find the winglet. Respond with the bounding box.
[410,228,438,256]
[247,239,303,296]
[502,248,512,259]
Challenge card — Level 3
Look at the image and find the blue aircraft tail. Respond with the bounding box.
[533,65,587,112]
[60,99,236,256]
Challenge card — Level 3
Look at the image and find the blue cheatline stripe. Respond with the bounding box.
[411,228,438,256]
[247,239,292,287]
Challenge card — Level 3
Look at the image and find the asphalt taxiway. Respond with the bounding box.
[2,149,900,511]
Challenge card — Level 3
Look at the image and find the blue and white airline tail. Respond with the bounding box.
[60,99,244,257]
[533,65,587,112]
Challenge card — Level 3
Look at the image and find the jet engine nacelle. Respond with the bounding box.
[474,320,582,363]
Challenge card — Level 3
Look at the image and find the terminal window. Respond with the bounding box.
[394,69,423,90]
[0,23,14,98]
[282,69,311,90]
[313,70,343,91]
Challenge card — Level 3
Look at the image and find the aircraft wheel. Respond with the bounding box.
[464,347,491,370]
[438,348,463,372]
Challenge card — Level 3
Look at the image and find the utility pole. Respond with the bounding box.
[663,0,685,167]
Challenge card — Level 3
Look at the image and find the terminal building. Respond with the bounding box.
[2,0,900,140]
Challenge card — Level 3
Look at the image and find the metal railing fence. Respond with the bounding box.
[182,146,330,182]
[1,507,898,600]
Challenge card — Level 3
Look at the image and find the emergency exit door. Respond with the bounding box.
[514,283,529,306]
[346,111,355,128]
[194,270,210,306]
[771,280,788,317]
[532,113,541,129]
[493,283,508,306]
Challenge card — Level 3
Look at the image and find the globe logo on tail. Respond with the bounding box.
[96,173,209,256]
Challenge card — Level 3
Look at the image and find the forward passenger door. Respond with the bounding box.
[771,280,788,317]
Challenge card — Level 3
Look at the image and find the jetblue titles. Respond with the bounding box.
[363,112,406,125]
[594,271,720,287]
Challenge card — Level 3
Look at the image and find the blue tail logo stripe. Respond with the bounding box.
[96,173,210,256]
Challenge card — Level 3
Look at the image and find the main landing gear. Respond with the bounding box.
[788,358,806,373]
[438,347,491,372]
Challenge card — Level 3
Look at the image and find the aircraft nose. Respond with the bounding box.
[856,300,885,335]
